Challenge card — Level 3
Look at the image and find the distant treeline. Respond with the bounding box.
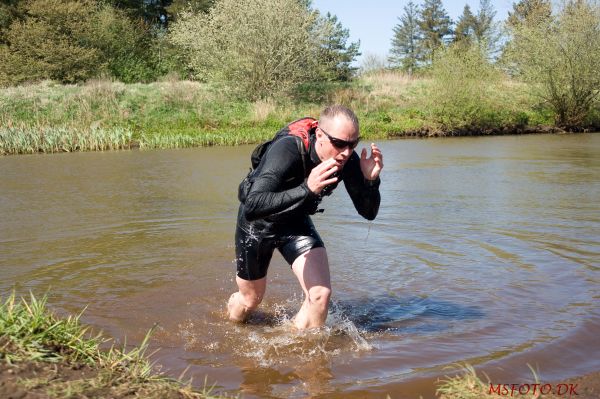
[1,0,599,129]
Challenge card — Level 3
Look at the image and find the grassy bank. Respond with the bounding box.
[0,293,226,398]
[0,72,566,155]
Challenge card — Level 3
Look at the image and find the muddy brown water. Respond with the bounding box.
[1,134,599,398]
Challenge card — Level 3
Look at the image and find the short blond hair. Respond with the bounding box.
[319,105,359,134]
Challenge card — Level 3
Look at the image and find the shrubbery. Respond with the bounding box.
[505,1,600,128]
[425,43,509,131]
[169,0,319,100]
[0,0,169,86]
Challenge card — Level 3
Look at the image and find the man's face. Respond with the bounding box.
[315,116,360,166]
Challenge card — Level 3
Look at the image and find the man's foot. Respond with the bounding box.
[227,292,246,322]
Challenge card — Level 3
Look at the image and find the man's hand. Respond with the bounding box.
[360,143,383,181]
[307,158,339,195]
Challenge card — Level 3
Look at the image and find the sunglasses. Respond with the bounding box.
[319,127,360,150]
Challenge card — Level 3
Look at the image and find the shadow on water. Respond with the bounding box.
[334,294,485,334]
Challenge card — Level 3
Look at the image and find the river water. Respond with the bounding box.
[1,134,599,398]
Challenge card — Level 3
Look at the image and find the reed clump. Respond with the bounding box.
[0,126,133,155]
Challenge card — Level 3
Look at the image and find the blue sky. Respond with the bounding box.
[311,0,514,65]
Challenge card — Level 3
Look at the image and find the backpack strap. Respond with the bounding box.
[287,117,317,177]
[287,117,318,151]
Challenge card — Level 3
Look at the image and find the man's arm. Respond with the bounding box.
[243,137,313,221]
[342,152,381,220]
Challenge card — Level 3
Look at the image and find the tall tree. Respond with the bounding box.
[473,0,500,57]
[474,0,495,42]
[389,1,421,74]
[453,4,476,44]
[312,12,361,81]
[507,0,552,28]
[418,0,452,64]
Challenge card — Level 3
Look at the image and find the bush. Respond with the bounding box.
[168,0,319,100]
[0,0,104,85]
[506,0,600,129]
[425,43,507,131]
[0,0,170,86]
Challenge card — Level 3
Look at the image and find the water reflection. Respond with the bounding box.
[238,356,334,398]
[336,294,485,333]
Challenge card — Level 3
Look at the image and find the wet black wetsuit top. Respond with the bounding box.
[235,134,380,280]
[243,135,381,224]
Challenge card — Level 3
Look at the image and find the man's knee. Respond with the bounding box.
[308,286,331,308]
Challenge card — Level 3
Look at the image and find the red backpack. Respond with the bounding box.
[249,117,317,169]
[238,117,318,203]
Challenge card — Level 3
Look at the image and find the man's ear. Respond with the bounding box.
[315,127,323,141]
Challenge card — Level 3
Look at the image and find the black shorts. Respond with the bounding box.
[235,206,324,281]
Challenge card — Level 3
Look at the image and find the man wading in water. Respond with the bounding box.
[228,105,383,329]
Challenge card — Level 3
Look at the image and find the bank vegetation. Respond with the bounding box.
[0,292,228,398]
[1,0,599,155]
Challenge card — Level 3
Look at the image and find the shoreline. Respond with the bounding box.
[1,293,598,398]
[2,125,595,157]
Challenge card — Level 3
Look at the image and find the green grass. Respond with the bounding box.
[435,363,542,399]
[0,292,230,398]
[0,73,571,155]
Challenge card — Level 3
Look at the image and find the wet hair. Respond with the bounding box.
[319,105,359,135]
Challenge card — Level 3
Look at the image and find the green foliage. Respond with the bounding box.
[0,292,228,398]
[472,0,500,57]
[1,0,104,85]
[506,0,600,128]
[0,0,23,43]
[105,0,167,26]
[0,0,169,86]
[90,6,168,83]
[169,0,319,100]
[507,0,553,28]
[389,1,421,74]
[425,43,511,130]
[0,126,133,155]
[0,75,558,154]
[165,0,214,23]
[417,0,452,64]
[0,292,100,364]
[312,12,360,82]
[454,5,476,44]
[454,1,500,58]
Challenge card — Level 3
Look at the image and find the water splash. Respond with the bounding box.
[175,299,373,368]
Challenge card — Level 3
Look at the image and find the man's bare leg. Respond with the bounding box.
[291,247,332,329]
[227,276,267,322]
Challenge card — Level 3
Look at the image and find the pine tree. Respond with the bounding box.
[507,0,552,28]
[313,12,361,81]
[473,0,500,56]
[389,1,420,73]
[418,0,452,64]
[474,0,495,41]
[453,4,476,44]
